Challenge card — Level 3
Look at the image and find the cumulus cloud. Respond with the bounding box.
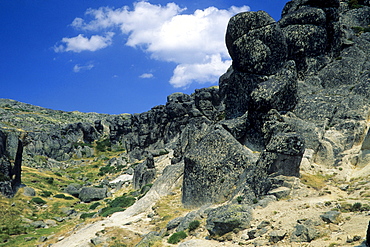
[57,1,250,87]
[55,32,114,53]
[139,73,154,79]
[73,63,94,72]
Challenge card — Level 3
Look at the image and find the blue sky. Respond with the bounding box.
[0,0,288,114]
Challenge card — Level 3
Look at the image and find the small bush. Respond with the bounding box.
[96,138,112,152]
[54,172,63,177]
[45,177,54,185]
[236,196,244,204]
[80,212,96,219]
[64,196,74,200]
[31,197,46,205]
[167,231,187,244]
[89,202,101,210]
[54,194,66,199]
[188,220,200,231]
[100,207,125,217]
[40,190,53,198]
[109,196,135,208]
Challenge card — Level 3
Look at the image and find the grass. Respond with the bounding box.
[151,188,189,229]
[300,173,332,190]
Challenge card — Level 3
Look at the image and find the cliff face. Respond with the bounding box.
[0,130,23,197]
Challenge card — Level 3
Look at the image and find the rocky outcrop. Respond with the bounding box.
[78,187,108,203]
[206,204,253,236]
[0,130,23,197]
[107,87,223,158]
[182,125,261,207]
[133,154,156,190]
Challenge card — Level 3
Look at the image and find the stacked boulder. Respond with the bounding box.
[183,8,305,208]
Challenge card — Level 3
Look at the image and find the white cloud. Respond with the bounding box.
[139,73,154,79]
[170,54,231,88]
[73,63,94,73]
[58,1,250,87]
[55,32,114,53]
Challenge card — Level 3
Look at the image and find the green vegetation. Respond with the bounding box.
[40,190,53,198]
[188,220,200,231]
[348,0,363,9]
[352,26,370,34]
[31,197,47,205]
[0,204,29,243]
[96,138,112,152]
[167,231,187,244]
[99,195,136,217]
[338,202,370,212]
[80,212,96,219]
[236,196,244,204]
[89,202,101,210]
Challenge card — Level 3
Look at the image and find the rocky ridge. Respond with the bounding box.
[1,0,370,246]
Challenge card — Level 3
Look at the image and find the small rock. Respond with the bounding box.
[166,217,184,230]
[39,236,48,242]
[339,184,349,191]
[24,237,36,242]
[267,187,291,199]
[23,187,36,197]
[31,220,46,228]
[54,217,64,222]
[257,220,271,229]
[91,237,104,245]
[269,230,286,243]
[45,219,57,227]
[320,211,341,224]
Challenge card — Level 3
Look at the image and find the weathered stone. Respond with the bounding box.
[135,231,161,247]
[23,187,36,197]
[133,155,156,190]
[250,60,297,112]
[182,126,258,208]
[269,230,286,243]
[78,187,108,203]
[226,11,276,59]
[31,220,47,228]
[64,183,82,197]
[291,223,319,242]
[166,217,184,231]
[206,204,252,236]
[279,7,326,28]
[232,23,287,75]
[320,211,341,224]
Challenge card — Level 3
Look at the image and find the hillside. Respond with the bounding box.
[1,0,370,246]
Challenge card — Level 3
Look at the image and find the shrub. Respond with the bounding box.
[109,196,135,208]
[167,231,187,244]
[40,190,53,198]
[31,197,46,205]
[349,0,362,9]
[100,207,125,217]
[188,220,200,231]
[89,202,101,210]
[45,177,54,185]
[80,212,96,219]
[54,172,63,177]
[64,196,74,200]
[236,196,244,204]
[54,194,66,198]
[96,138,112,152]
